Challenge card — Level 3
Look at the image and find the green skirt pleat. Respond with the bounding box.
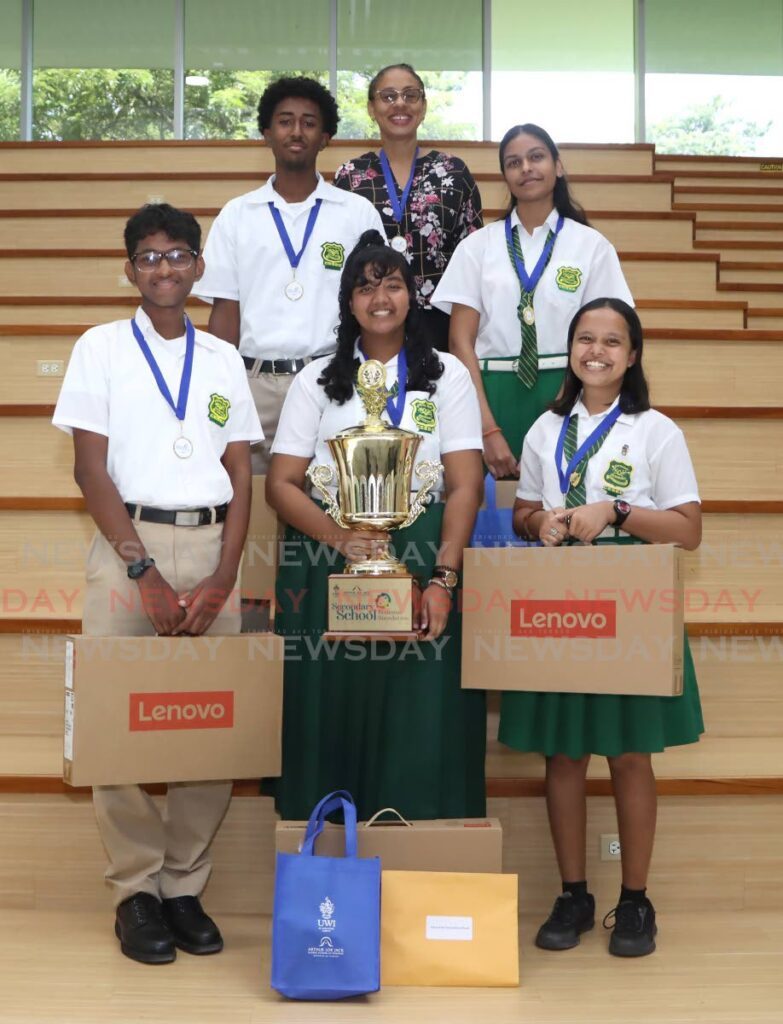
[481,364,564,467]
[270,504,487,821]
[498,537,705,758]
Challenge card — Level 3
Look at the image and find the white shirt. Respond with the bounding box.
[52,308,263,508]
[271,347,482,496]
[431,210,633,358]
[192,174,385,360]
[517,397,700,515]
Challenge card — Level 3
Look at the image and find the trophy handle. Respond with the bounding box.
[399,460,443,530]
[306,464,347,528]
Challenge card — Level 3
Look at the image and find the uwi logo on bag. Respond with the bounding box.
[308,896,344,958]
[318,896,336,933]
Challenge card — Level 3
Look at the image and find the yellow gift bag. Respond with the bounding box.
[381,869,519,987]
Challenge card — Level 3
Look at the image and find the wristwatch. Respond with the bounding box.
[431,565,459,589]
[612,499,632,528]
[127,556,156,580]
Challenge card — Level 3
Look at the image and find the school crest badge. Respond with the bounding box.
[555,266,583,292]
[411,398,437,433]
[603,459,632,496]
[321,242,345,270]
[208,393,231,427]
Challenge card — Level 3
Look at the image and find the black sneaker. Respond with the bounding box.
[603,897,657,957]
[535,891,595,950]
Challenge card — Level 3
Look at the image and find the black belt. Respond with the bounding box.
[125,503,228,527]
[243,356,308,375]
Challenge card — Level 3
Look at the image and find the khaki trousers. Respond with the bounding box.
[82,521,240,907]
[247,371,295,475]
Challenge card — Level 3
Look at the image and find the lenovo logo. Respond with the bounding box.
[510,600,616,639]
[129,691,234,732]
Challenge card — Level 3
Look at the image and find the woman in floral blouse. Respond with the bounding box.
[334,63,483,352]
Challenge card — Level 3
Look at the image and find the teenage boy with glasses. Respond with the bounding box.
[52,203,263,964]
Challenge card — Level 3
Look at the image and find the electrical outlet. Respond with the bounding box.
[118,275,132,287]
[36,359,65,377]
[600,834,621,861]
[147,194,164,203]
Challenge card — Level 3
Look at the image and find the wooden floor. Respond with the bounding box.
[2,909,781,1023]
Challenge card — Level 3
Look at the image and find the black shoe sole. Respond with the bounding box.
[609,925,658,958]
[535,919,595,951]
[114,921,177,964]
[172,938,224,956]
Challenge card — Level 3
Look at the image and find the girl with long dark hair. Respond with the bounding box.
[334,63,483,353]
[508,297,704,958]
[265,230,486,819]
[433,124,632,478]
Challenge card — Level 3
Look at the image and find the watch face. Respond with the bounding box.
[616,501,631,514]
[442,570,459,588]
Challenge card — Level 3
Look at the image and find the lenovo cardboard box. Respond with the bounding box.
[64,634,284,786]
[241,476,280,602]
[462,544,684,696]
[276,816,503,873]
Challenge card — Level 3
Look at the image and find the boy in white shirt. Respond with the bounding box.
[53,203,263,965]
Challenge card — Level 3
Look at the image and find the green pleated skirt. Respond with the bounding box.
[481,361,565,469]
[270,503,487,821]
[498,537,705,758]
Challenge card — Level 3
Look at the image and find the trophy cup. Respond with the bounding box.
[307,359,443,638]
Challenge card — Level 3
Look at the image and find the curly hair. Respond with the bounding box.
[256,76,339,137]
[124,203,200,258]
[318,230,444,405]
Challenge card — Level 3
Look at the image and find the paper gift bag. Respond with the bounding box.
[381,869,519,987]
[271,791,381,1000]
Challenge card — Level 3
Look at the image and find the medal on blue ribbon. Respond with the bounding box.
[379,149,419,253]
[131,316,195,459]
[269,197,323,300]
[359,344,408,427]
[504,213,564,323]
[555,404,623,498]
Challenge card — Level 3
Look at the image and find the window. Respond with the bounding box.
[0,0,21,141]
[184,0,330,140]
[336,0,483,140]
[32,0,176,140]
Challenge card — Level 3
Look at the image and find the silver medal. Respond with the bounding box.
[391,235,408,253]
[522,305,535,326]
[173,436,194,459]
[285,278,304,301]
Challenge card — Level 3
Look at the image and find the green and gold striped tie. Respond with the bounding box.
[562,414,613,509]
[505,223,557,389]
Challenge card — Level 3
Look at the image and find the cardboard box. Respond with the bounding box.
[241,476,280,602]
[462,544,684,696]
[275,816,503,873]
[63,634,284,786]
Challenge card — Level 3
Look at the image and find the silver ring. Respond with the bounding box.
[549,527,559,537]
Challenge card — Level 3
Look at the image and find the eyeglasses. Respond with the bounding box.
[130,248,199,272]
[374,88,425,106]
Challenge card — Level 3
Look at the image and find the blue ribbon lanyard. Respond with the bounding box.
[554,404,623,497]
[131,316,194,423]
[504,213,564,293]
[358,344,408,428]
[268,197,323,270]
[378,149,419,224]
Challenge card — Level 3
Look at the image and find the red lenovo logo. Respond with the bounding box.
[510,600,616,639]
[129,691,234,732]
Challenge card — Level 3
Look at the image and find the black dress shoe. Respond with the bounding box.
[161,896,224,955]
[535,891,596,950]
[115,892,176,964]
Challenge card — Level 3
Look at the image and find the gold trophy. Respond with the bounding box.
[307,359,442,638]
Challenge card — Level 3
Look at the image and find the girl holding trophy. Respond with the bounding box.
[266,230,486,821]
[509,297,704,958]
[432,124,632,478]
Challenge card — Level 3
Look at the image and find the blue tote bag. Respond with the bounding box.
[271,790,381,1000]
[470,473,533,548]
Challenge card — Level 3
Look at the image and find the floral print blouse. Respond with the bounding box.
[334,150,483,309]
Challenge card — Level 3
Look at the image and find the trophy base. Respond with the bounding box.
[326,573,418,637]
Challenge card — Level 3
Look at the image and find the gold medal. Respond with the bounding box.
[569,471,581,488]
[522,305,535,326]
